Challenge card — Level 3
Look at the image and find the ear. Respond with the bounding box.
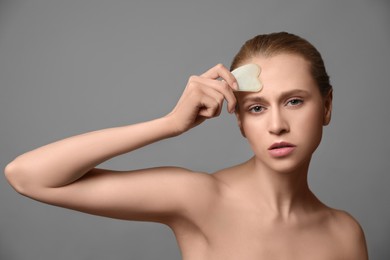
[235,110,246,138]
[323,89,333,126]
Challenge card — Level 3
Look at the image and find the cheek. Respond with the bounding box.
[294,105,324,150]
[242,117,265,134]
[241,117,268,153]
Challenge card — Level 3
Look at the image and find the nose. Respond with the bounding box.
[268,108,289,135]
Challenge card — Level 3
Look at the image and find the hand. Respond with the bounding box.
[166,64,238,134]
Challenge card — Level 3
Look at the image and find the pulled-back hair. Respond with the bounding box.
[230,32,332,96]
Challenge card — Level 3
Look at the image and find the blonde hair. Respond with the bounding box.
[231,32,332,96]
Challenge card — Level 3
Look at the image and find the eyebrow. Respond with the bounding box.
[240,89,311,105]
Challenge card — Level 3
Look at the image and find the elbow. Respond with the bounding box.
[4,158,32,196]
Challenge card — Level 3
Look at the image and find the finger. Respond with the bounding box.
[197,95,222,118]
[216,80,237,113]
[202,87,224,116]
[201,64,238,91]
[199,77,237,113]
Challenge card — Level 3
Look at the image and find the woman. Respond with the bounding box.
[5,32,368,259]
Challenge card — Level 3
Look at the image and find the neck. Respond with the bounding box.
[248,157,317,221]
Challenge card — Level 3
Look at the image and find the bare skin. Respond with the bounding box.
[5,55,368,259]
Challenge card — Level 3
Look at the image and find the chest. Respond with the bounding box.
[177,201,344,260]
[209,214,338,259]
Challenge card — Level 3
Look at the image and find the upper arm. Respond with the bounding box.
[348,217,369,260]
[22,167,220,224]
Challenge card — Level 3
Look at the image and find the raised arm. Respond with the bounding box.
[5,64,238,223]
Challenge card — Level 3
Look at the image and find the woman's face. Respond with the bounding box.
[235,53,332,173]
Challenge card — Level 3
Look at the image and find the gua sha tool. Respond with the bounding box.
[231,63,262,92]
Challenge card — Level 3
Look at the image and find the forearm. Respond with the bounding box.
[5,63,238,195]
[5,116,178,190]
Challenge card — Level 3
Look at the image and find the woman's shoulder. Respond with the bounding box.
[157,163,246,201]
[325,208,368,258]
[211,160,251,185]
[327,208,364,234]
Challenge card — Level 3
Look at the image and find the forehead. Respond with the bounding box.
[250,53,312,83]
[236,53,318,101]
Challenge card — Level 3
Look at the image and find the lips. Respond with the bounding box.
[268,142,296,157]
[268,142,296,150]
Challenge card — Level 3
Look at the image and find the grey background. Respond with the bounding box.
[1,0,389,259]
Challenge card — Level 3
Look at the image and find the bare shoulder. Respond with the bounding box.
[168,164,242,216]
[168,166,222,198]
[211,161,249,186]
[328,209,365,238]
[327,209,369,259]
[161,166,224,213]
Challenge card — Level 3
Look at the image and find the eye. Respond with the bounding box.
[249,105,265,113]
[286,98,303,107]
